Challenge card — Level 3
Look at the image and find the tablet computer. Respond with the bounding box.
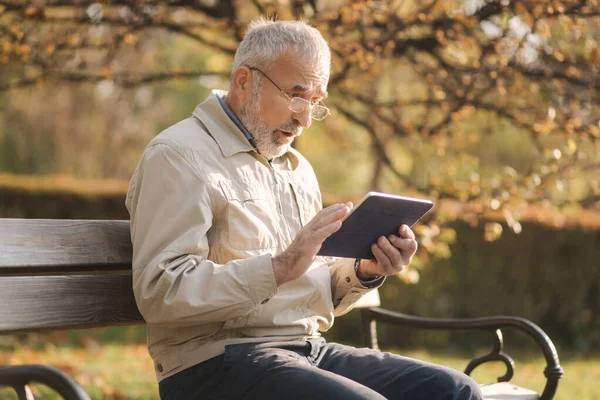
[317,192,434,259]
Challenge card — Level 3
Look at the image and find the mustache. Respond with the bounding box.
[277,122,302,135]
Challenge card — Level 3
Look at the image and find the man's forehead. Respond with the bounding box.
[289,81,329,99]
[269,53,330,97]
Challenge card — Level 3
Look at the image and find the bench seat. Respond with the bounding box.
[480,382,539,399]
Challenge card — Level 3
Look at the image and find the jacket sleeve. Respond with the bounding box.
[304,182,385,317]
[125,142,278,326]
[327,257,385,317]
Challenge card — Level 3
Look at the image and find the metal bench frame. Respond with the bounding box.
[360,308,563,400]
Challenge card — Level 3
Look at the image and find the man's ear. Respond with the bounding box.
[231,66,252,101]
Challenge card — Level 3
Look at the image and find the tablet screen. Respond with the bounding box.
[317,192,433,259]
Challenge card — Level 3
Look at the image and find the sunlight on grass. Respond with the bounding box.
[392,348,599,400]
[1,344,598,399]
[0,343,157,400]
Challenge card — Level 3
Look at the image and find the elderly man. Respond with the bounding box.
[126,17,482,400]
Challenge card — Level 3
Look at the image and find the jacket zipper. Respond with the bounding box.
[267,159,279,185]
[267,158,299,248]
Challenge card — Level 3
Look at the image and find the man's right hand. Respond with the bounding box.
[271,202,352,286]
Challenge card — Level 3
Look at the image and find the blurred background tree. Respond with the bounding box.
[1,0,598,216]
[1,0,599,351]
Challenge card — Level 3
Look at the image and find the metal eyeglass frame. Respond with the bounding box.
[248,67,331,121]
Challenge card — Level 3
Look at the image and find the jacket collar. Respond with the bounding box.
[192,90,299,169]
[192,90,254,158]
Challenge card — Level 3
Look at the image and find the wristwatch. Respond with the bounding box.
[354,258,383,287]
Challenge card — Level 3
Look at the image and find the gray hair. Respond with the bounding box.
[232,17,331,77]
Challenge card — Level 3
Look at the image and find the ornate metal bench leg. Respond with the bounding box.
[361,309,380,351]
[0,364,91,400]
[359,307,564,400]
[13,384,33,400]
[464,329,515,382]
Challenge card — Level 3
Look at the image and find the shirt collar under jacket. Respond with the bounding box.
[192,90,299,170]
[215,91,258,151]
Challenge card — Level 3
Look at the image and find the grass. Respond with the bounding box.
[0,343,155,400]
[0,342,598,399]
[389,348,599,400]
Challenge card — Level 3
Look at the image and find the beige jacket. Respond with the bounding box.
[125,90,382,381]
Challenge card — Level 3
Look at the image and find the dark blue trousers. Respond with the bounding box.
[158,338,483,400]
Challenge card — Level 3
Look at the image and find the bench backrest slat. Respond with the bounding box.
[0,219,131,275]
[0,217,379,334]
[0,275,143,334]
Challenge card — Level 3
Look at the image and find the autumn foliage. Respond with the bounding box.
[1,0,599,262]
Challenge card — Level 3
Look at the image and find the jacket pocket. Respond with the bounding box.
[219,180,278,251]
[289,179,320,227]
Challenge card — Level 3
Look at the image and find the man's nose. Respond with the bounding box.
[293,109,312,129]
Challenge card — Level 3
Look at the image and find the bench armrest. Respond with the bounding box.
[0,364,90,400]
[360,307,564,400]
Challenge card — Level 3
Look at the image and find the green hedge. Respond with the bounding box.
[326,220,600,352]
[0,188,129,219]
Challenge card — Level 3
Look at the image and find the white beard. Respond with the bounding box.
[238,88,301,159]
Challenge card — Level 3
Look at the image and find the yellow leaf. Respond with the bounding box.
[124,33,138,45]
[23,5,44,18]
[568,139,577,154]
[18,44,31,55]
[484,222,503,242]
[67,34,81,47]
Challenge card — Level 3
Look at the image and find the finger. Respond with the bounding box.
[305,204,345,231]
[310,204,350,229]
[371,243,392,274]
[317,203,350,220]
[398,224,416,240]
[388,235,418,255]
[318,203,347,216]
[312,219,343,243]
[376,236,403,269]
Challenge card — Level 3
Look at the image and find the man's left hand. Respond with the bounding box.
[356,224,418,280]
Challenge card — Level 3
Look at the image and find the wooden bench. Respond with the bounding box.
[0,219,563,400]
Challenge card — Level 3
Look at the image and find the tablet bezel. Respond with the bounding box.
[342,191,433,223]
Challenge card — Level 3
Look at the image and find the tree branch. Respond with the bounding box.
[334,103,416,187]
[0,69,229,91]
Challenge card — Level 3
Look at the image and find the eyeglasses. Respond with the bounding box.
[249,67,331,121]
